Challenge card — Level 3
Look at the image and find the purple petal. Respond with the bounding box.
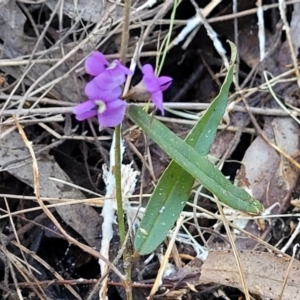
[94,71,125,90]
[73,100,97,120]
[142,64,160,93]
[85,52,108,76]
[94,60,132,89]
[85,79,122,101]
[73,99,96,115]
[110,60,133,75]
[142,64,154,76]
[151,91,164,115]
[157,76,172,92]
[98,99,127,127]
[76,110,97,121]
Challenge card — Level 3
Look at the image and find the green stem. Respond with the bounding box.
[120,0,131,64]
[114,126,126,245]
[115,0,132,299]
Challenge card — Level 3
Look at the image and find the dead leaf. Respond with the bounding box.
[0,131,102,250]
[46,0,104,23]
[237,119,282,207]
[164,258,202,287]
[201,250,300,300]
[272,117,299,190]
[0,2,90,103]
[290,3,300,57]
[234,116,299,249]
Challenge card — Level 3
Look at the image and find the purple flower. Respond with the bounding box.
[73,51,133,127]
[85,51,132,90]
[85,78,121,101]
[73,97,127,127]
[142,64,172,115]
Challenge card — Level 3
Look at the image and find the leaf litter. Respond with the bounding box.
[1,0,300,299]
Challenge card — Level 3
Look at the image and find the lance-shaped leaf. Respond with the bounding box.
[128,43,264,255]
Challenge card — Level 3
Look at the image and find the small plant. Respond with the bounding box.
[73,43,264,257]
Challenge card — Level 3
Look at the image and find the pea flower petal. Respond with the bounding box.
[73,100,97,120]
[157,76,173,91]
[85,79,122,101]
[142,64,173,115]
[94,60,133,90]
[85,52,108,76]
[151,91,164,114]
[73,98,126,127]
[74,51,133,128]
[97,99,127,127]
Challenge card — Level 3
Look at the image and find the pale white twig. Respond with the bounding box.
[281,219,300,253]
[189,0,229,68]
[278,0,300,86]
[98,131,139,299]
[136,0,157,11]
[99,133,119,299]
[173,0,222,45]
[257,0,266,62]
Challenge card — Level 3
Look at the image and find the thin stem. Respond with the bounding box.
[115,0,133,299]
[114,126,126,246]
[120,0,131,64]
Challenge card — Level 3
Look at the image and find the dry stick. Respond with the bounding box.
[193,185,210,249]
[279,243,299,299]
[125,138,156,181]
[12,116,126,284]
[256,0,266,63]
[278,0,300,86]
[12,279,175,289]
[0,199,106,220]
[2,103,297,117]
[233,0,239,86]
[0,51,159,68]
[2,116,64,126]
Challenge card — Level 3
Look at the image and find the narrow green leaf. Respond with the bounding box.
[129,48,263,255]
[132,43,238,255]
[128,105,263,213]
[131,42,233,254]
